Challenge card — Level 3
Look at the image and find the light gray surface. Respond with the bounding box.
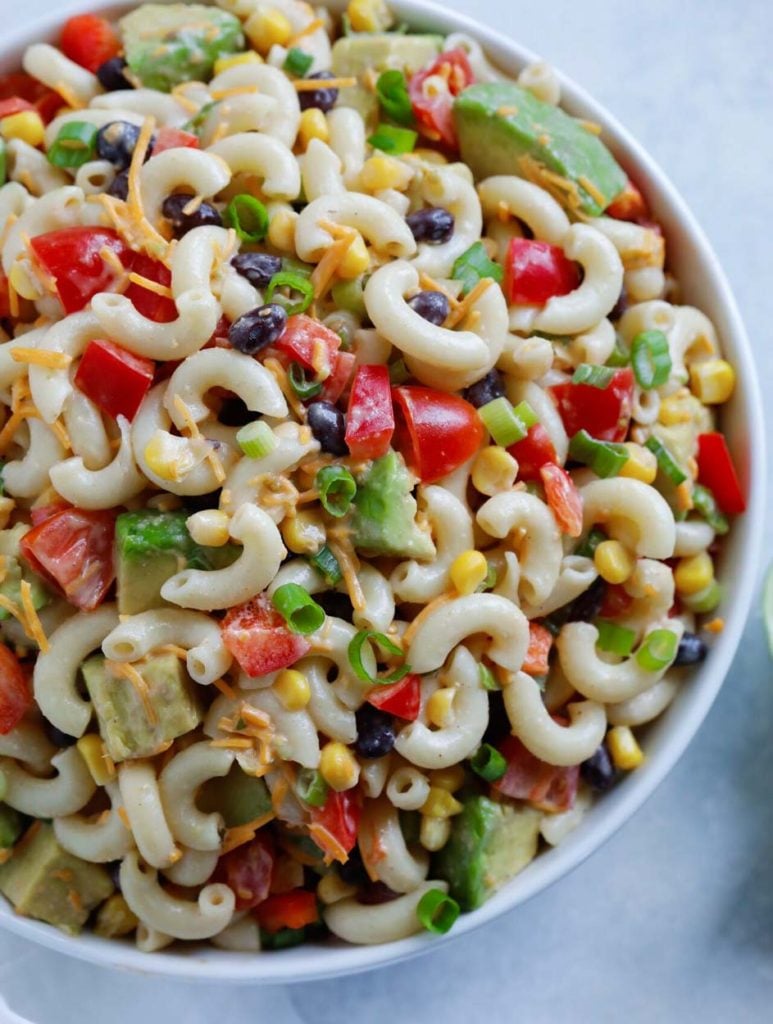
[1,0,772,1021]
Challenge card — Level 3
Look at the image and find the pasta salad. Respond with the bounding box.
[0,0,746,952]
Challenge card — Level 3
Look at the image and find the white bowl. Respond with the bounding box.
[0,0,765,984]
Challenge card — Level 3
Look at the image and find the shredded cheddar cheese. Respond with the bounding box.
[10,347,72,370]
[127,272,174,298]
[20,580,49,653]
[294,77,356,91]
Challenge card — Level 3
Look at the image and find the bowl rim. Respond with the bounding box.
[0,0,766,985]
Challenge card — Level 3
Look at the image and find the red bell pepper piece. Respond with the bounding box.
[696,432,746,516]
[409,49,474,148]
[503,238,580,306]
[0,98,34,120]
[309,788,361,860]
[218,835,274,911]
[550,367,634,443]
[0,645,32,735]
[494,734,579,813]
[30,227,128,315]
[74,339,155,422]
[366,673,421,721]
[29,502,70,526]
[392,384,484,483]
[540,463,583,538]
[345,364,394,460]
[606,178,649,222]
[274,314,341,380]
[321,349,355,404]
[254,889,319,933]
[60,14,120,73]
[508,424,558,480]
[152,127,201,154]
[221,594,311,677]
[522,623,553,676]
[124,252,178,323]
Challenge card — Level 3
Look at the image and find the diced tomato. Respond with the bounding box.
[494,734,579,813]
[409,49,474,148]
[599,584,634,619]
[696,432,746,516]
[20,509,116,611]
[523,623,553,676]
[74,339,154,423]
[218,835,274,911]
[221,594,311,678]
[274,315,341,380]
[392,385,484,483]
[152,127,201,154]
[320,349,355,404]
[29,502,70,526]
[30,227,128,315]
[124,252,178,323]
[540,463,583,538]
[606,178,649,222]
[345,365,394,460]
[503,238,580,306]
[0,98,34,120]
[0,645,32,735]
[508,424,558,480]
[0,72,61,124]
[60,14,120,74]
[366,674,421,721]
[550,367,634,443]
[310,788,361,858]
[254,889,319,933]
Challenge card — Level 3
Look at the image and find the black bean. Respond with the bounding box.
[298,71,339,112]
[337,845,367,886]
[464,369,505,408]
[231,251,282,290]
[354,705,396,759]
[314,591,354,621]
[107,169,129,200]
[228,303,288,355]
[482,690,510,747]
[218,395,254,427]
[581,743,617,792]
[161,192,223,238]
[96,121,142,170]
[96,57,132,92]
[357,881,400,905]
[406,206,455,244]
[307,400,347,455]
[565,576,607,623]
[43,721,77,748]
[673,631,708,666]
[408,289,450,326]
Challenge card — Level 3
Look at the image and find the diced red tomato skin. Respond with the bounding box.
[540,464,584,538]
[124,253,178,323]
[345,365,394,460]
[392,385,484,483]
[321,350,355,404]
[503,239,580,306]
[606,178,649,222]
[60,15,120,73]
[0,73,61,124]
[274,315,341,378]
[30,228,128,315]
[409,49,474,148]
[366,674,421,721]
[152,127,201,154]
[0,98,34,119]
[29,502,70,526]
[310,788,361,856]
[599,584,634,619]
[74,339,155,422]
[523,623,553,676]
[696,432,746,516]
[221,595,311,677]
[494,734,579,813]
[508,424,558,480]
[19,509,116,611]
[0,645,33,735]
[254,889,319,933]
[550,367,635,443]
[218,835,274,911]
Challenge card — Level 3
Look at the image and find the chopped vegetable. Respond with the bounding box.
[308,546,343,587]
[345,364,394,460]
[316,465,357,518]
[451,241,503,296]
[47,122,99,169]
[375,69,414,125]
[636,629,678,671]
[74,339,155,423]
[0,645,32,735]
[266,272,315,316]
[630,330,672,389]
[596,619,636,656]
[494,733,579,813]
[696,432,746,516]
[272,584,326,635]
[351,450,435,558]
[507,424,558,480]
[221,594,312,677]
[568,429,629,478]
[540,464,583,537]
[477,397,537,447]
[644,435,687,486]
[61,14,120,73]
[348,630,411,685]
[30,228,128,315]
[469,744,507,783]
[284,48,314,77]
[392,385,484,483]
[550,367,634,443]
[224,195,269,243]
[366,673,420,720]
[416,888,460,934]
[409,49,474,148]
[572,364,617,389]
[236,421,278,459]
[503,238,579,306]
[368,123,417,154]
[218,835,274,911]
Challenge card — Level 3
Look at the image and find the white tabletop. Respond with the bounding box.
[1,0,772,1021]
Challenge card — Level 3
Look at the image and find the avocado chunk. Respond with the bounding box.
[82,652,202,762]
[351,451,435,559]
[0,805,22,849]
[120,3,244,92]
[0,824,113,935]
[453,82,627,216]
[199,764,272,828]
[433,794,541,910]
[0,524,49,622]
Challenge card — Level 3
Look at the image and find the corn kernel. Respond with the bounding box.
[658,391,693,426]
[317,872,356,905]
[143,432,193,482]
[186,509,230,547]
[449,549,488,596]
[471,446,519,496]
[0,110,44,147]
[431,764,466,793]
[298,107,329,149]
[426,687,456,729]
[245,8,293,53]
[319,741,360,792]
[274,668,311,710]
[267,206,298,253]
[618,442,657,484]
[594,539,635,585]
[689,359,736,405]
[607,726,644,771]
[359,155,413,193]
[421,786,463,819]
[419,814,451,852]
[214,51,263,75]
[337,232,370,279]
[76,734,115,786]
[347,0,394,33]
[674,551,714,596]
[93,893,139,938]
[281,509,326,555]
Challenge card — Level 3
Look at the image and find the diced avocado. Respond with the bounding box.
[0,524,49,622]
[0,805,22,849]
[120,3,244,92]
[0,824,113,935]
[82,653,202,762]
[453,82,627,216]
[433,794,541,910]
[199,764,272,828]
[351,451,435,559]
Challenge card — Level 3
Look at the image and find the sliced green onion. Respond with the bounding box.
[644,435,687,485]
[452,241,503,296]
[224,194,269,243]
[681,579,722,614]
[281,257,314,280]
[470,743,507,782]
[265,270,315,315]
[764,565,773,657]
[606,339,630,367]
[331,276,366,316]
[574,527,607,558]
[236,420,277,458]
[596,619,636,657]
[348,630,411,686]
[272,583,325,635]
[631,330,672,390]
[478,663,499,691]
[0,139,6,188]
[692,484,729,535]
[513,400,538,429]
[636,629,678,671]
[283,47,314,77]
[47,121,98,169]
[316,465,357,518]
[296,767,328,807]
[388,357,410,385]
[375,69,414,125]
[572,363,616,389]
[569,429,629,478]
[288,361,322,399]
[416,888,460,935]
[308,545,342,586]
[478,397,529,447]
[368,123,417,154]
